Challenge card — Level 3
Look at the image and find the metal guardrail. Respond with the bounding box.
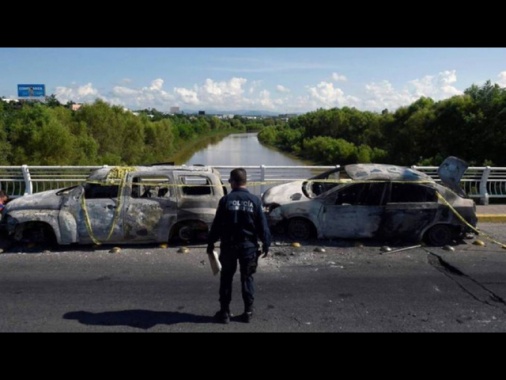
[0,164,503,204]
[411,166,506,205]
[213,165,340,195]
[0,165,107,198]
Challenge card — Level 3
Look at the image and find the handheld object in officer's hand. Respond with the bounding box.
[209,250,221,275]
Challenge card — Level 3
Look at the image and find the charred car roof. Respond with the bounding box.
[87,165,220,181]
[343,164,434,182]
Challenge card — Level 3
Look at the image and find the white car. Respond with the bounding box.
[265,157,477,246]
[1,165,225,246]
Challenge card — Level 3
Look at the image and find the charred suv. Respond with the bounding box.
[0,165,225,245]
[265,157,477,246]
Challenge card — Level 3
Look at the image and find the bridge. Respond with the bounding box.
[0,164,505,205]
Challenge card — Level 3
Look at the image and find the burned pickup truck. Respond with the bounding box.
[265,157,477,246]
[0,165,225,246]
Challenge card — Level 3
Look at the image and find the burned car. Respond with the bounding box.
[262,167,341,212]
[0,165,225,245]
[266,157,477,246]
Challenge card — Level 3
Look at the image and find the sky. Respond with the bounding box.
[1,48,506,114]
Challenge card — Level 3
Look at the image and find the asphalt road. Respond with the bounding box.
[2,223,506,332]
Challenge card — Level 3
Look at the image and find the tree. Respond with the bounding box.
[142,119,174,163]
[45,94,61,108]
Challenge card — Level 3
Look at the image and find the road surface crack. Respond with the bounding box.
[426,249,506,311]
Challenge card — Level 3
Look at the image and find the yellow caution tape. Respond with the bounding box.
[80,194,101,245]
[81,166,137,245]
[78,167,506,251]
[436,191,506,248]
[81,178,445,190]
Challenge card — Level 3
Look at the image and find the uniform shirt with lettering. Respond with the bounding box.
[208,188,271,251]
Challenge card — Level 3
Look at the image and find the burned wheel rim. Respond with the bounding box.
[287,218,313,240]
[178,225,193,241]
[425,224,454,246]
[175,221,208,242]
[18,222,56,246]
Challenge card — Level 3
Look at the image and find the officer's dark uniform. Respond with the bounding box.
[207,186,271,321]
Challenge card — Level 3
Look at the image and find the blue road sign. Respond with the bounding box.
[18,84,46,97]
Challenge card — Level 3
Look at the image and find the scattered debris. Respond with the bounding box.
[387,245,423,253]
[473,239,486,246]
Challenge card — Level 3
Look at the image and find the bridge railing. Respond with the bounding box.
[213,165,340,195]
[0,164,504,204]
[0,165,106,198]
[411,166,506,204]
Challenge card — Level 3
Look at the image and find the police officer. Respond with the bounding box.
[207,168,271,324]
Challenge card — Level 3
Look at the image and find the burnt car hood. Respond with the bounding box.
[262,180,306,205]
[5,189,64,211]
[437,156,468,196]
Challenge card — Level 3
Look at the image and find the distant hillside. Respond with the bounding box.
[185,109,288,117]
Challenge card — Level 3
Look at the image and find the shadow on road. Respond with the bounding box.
[63,309,214,329]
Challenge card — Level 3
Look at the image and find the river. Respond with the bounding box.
[182,132,314,166]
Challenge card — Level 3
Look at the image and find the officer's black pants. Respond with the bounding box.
[219,246,258,312]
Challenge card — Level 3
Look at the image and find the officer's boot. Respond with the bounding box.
[214,304,231,324]
[240,304,253,323]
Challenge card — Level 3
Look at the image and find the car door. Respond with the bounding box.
[122,173,177,243]
[319,182,387,239]
[69,182,124,244]
[380,183,439,241]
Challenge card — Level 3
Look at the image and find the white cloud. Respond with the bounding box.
[55,78,178,110]
[331,73,347,82]
[148,78,164,91]
[409,70,461,98]
[364,80,416,111]
[54,77,280,112]
[257,90,276,109]
[174,87,199,105]
[51,69,468,114]
[55,83,101,104]
[109,78,175,109]
[497,71,506,87]
[363,70,463,111]
[248,80,263,94]
[307,81,360,109]
[174,77,273,111]
[276,85,290,93]
[198,77,247,104]
[112,86,138,97]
